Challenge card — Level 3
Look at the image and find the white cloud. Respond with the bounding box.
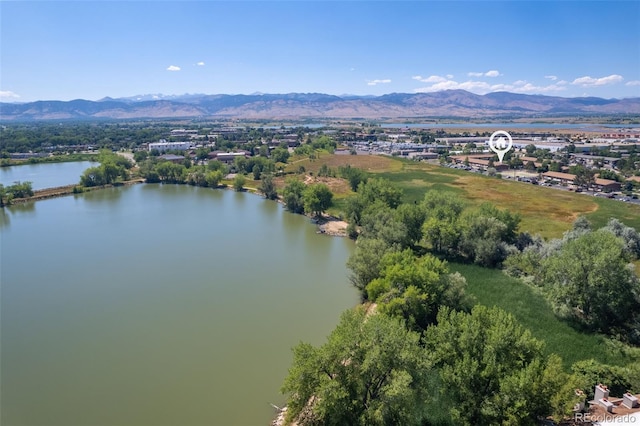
[544,75,558,81]
[626,80,640,86]
[571,74,623,87]
[166,65,181,71]
[446,74,454,79]
[0,90,20,100]
[415,77,566,95]
[468,70,501,77]
[412,75,448,83]
[367,79,391,86]
[196,61,205,66]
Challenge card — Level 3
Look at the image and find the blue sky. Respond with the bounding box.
[1,1,639,102]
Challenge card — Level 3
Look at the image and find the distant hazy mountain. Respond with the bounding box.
[2,90,639,121]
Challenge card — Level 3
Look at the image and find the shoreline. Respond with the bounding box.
[7,179,350,237]
[9,179,145,204]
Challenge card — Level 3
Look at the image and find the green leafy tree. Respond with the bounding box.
[205,170,223,187]
[282,178,306,214]
[357,178,403,209]
[4,181,34,198]
[603,218,640,259]
[366,250,469,330]
[133,150,149,162]
[456,203,521,266]
[338,164,368,192]
[539,229,640,336]
[421,191,465,253]
[81,166,107,186]
[426,306,572,425]
[252,163,262,180]
[271,147,290,164]
[459,215,510,267]
[233,174,245,191]
[233,156,247,173]
[281,308,430,426]
[344,178,403,228]
[571,165,596,188]
[347,238,397,293]
[395,203,427,247]
[258,145,270,157]
[303,183,333,217]
[188,169,207,186]
[155,162,187,183]
[310,135,337,153]
[360,203,410,249]
[343,195,368,226]
[195,147,209,162]
[259,174,278,200]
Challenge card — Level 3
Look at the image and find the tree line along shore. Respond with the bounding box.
[3,137,640,425]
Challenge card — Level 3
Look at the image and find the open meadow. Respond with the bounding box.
[295,153,640,239]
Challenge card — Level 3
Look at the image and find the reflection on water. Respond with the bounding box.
[0,161,95,190]
[0,208,10,229]
[1,184,358,426]
[0,201,37,230]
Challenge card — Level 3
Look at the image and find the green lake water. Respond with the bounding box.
[1,183,358,426]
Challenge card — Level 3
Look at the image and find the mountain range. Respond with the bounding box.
[1,90,639,121]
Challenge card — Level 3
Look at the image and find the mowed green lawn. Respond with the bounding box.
[450,263,633,369]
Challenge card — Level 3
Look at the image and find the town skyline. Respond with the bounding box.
[1,1,639,103]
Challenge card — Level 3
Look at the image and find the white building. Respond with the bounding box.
[148,140,193,152]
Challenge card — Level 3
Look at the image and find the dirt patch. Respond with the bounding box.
[304,175,352,195]
[316,215,349,237]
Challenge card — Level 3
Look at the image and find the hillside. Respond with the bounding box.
[2,90,640,121]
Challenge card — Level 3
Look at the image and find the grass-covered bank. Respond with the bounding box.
[450,262,632,369]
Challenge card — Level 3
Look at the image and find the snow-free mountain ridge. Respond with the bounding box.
[1,90,639,121]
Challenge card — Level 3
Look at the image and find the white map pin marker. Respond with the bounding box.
[489,130,513,164]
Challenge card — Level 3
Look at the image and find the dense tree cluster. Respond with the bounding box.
[80,151,132,187]
[282,308,430,426]
[281,178,333,217]
[346,185,521,267]
[426,306,579,425]
[233,156,276,179]
[281,173,640,425]
[505,217,640,343]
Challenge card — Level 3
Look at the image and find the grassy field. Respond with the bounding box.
[285,152,402,175]
[450,262,635,369]
[298,154,640,238]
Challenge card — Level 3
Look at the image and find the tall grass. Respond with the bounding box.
[450,262,631,369]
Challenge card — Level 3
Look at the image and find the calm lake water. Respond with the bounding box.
[1,184,358,426]
[0,161,96,190]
